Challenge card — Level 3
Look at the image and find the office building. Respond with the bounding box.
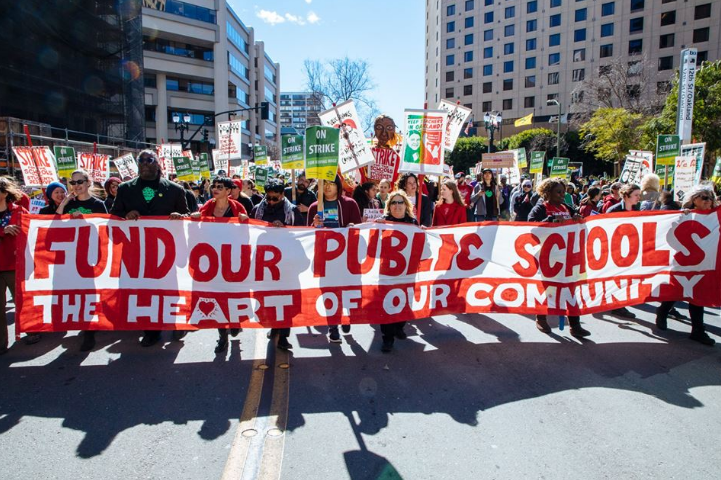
[279,92,323,133]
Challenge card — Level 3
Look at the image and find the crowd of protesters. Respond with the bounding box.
[0,149,719,356]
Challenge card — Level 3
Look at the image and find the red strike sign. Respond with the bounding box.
[12,147,59,186]
[15,209,721,333]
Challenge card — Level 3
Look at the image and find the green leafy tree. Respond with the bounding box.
[580,108,645,168]
[446,137,487,175]
[502,128,556,152]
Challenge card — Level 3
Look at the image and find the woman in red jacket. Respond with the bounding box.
[0,177,39,354]
[432,179,467,226]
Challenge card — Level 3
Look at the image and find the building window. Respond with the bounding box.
[464,85,473,95]
[482,101,492,111]
[547,93,559,102]
[484,11,493,23]
[483,64,493,76]
[446,71,455,82]
[601,2,615,16]
[504,61,514,73]
[527,19,537,32]
[658,56,673,71]
[549,14,561,27]
[573,48,585,62]
[505,24,515,36]
[447,21,456,32]
[630,0,644,12]
[464,67,473,79]
[483,82,492,93]
[465,16,474,27]
[629,17,643,34]
[464,51,474,62]
[572,68,585,82]
[446,38,455,49]
[549,53,561,65]
[447,5,456,16]
[575,8,587,21]
[660,11,675,26]
[465,33,474,45]
[698,51,708,63]
[695,3,711,20]
[528,1,538,14]
[446,87,455,98]
[505,6,516,18]
[600,44,613,57]
[525,75,536,88]
[526,38,537,51]
[484,29,493,41]
[525,57,537,69]
[628,39,643,55]
[524,96,535,108]
[574,29,586,42]
[548,72,560,85]
[659,33,674,49]
[504,43,515,55]
[503,99,513,110]
[504,79,513,91]
[550,0,562,7]
[165,1,217,23]
[601,23,614,37]
[693,27,710,43]
[549,34,561,47]
[446,54,455,65]
[466,0,474,11]
[484,46,493,58]
[485,0,493,4]
[166,77,214,95]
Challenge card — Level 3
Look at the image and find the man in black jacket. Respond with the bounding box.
[111,149,190,347]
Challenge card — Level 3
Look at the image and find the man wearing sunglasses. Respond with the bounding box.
[110,149,190,347]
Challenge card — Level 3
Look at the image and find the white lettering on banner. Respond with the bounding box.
[15,210,721,332]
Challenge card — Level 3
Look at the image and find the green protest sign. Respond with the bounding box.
[253,145,268,166]
[530,151,544,174]
[172,156,195,182]
[549,157,569,176]
[255,167,268,193]
[53,146,76,179]
[655,163,675,187]
[305,126,339,181]
[656,134,680,167]
[281,135,305,170]
[190,155,201,181]
[199,153,210,179]
[515,148,528,168]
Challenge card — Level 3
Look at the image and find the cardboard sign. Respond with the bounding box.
[438,100,472,152]
[656,135,680,167]
[305,126,339,181]
[399,109,449,175]
[530,151,545,174]
[549,157,569,177]
[159,144,181,176]
[482,152,515,169]
[368,148,400,182]
[113,153,138,179]
[53,146,77,179]
[212,149,229,175]
[318,100,375,174]
[620,155,644,184]
[281,135,305,170]
[673,156,697,203]
[216,121,243,161]
[12,147,59,186]
[77,153,110,184]
[173,156,195,182]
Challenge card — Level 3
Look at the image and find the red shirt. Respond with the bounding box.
[0,202,27,271]
[432,202,466,226]
[197,198,247,218]
[544,202,572,222]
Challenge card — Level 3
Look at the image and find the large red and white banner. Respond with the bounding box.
[16,209,721,333]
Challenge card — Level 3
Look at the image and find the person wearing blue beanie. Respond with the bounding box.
[39,181,67,215]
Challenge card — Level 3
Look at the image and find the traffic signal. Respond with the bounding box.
[260,102,270,120]
[202,128,209,143]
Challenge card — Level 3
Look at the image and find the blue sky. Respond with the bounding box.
[228,0,426,127]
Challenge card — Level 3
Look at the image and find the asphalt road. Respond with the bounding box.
[1,301,720,480]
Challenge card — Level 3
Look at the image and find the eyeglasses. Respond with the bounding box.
[69,180,86,185]
[389,200,405,206]
[266,196,282,203]
[698,195,712,201]
[138,156,156,164]
[375,125,396,132]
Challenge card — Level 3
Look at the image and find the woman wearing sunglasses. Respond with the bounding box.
[190,177,248,353]
[655,185,719,346]
[56,170,108,216]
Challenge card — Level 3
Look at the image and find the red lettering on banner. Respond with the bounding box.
[586,226,609,271]
[34,227,76,279]
[221,244,252,282]
[189,243,219,282]
[513,233,540,277]
[611,224,639,267]
[641,223,670,266]
[314,230,345,277]
[565,230,586,277]
[540,233,565,277]
[380,230,408,276]
[674,220,710,266]
[407,232,433,274]
[256,245,281,281]
[434,233,459,271]
[76,225,109,278]
[143,228,176,279]
[347,228,380,275]
[110,226,141,278]
[456,233,484,270]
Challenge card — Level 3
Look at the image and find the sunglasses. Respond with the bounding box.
[211,184,227,190]
[389,200,405,206]
[69,180,86,185]
[697,195,712,201]
[138,156,157,164]
[266,196,282,203]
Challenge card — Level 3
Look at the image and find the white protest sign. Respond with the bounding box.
[113,153,138,179]
[11,146,59,186]
[212,149,229,174]
[77,153,111,183]
[620,155,644,185]
[438,100,471,152]
[216,121,243,161]
[673,156,697,203]
[159,144,181,176]
[318,99,375,174]
[363,208,384,222]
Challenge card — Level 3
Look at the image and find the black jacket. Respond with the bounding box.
[528,202,577,223]
[513,192,534,221]
[284,187,316,207]
[111,176,189,218]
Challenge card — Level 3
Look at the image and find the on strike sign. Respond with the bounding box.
[12,146,59,186]
[15,208,721,333]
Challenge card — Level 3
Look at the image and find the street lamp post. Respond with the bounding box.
[546,99,562,159]
[172,112,192,150]
[483,111,502,153]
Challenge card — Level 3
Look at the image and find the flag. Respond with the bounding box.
[464,115,474,135]
[514,113,533,127]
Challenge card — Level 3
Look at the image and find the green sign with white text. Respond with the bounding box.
[656,134,680,166]
[530,151,545,174]
[549,157,569,176]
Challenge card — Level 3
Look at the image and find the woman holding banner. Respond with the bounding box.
[655,185,718,346]
[375,190,418,352]
[191,176,248,353]
[396,172,432,227]
[432,179,466,226]
[56,170,108,217]
[528,178,591,338]
[0,177,38,353]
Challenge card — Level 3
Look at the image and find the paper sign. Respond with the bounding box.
[173,156,195,182]
[530,151,545,174]
[253,145,269,166]
[620,155,644,184]
[305,126,339,181]
[399,109,448,175]
[12,146,59,186]
[211,150,229,175]
[53,146,76,179]
[77,153,110,184]
[482,152,515,169]
[199,153,210,179]
[216,121,243,161]
[549,157,569,177]
[113,153,138,179]
[438,100,472,152]
[318,100,375,174]
[368,148,400,182]
[255,167,268,193]
[363,208,384,221]
[281,135,305,170]
[673,156,697,202]
[515,148,528,168]
[656,135,680,167]
[680,143,705,184]
[656,163,675,187]
[159,144,181,176]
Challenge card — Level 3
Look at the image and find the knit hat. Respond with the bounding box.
[45,181,67,201]
[232,179,243,190]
